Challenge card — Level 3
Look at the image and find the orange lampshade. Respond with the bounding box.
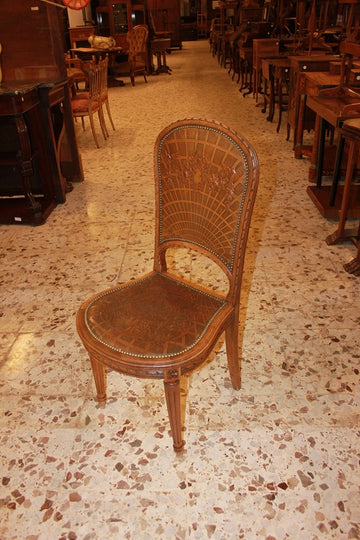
[62,0,90,9]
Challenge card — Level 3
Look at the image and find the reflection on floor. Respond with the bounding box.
[1,41,359,540]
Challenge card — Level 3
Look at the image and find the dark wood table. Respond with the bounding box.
[261,57,291,132]
[70,47,127,86]
[305,92,360,218]
[0,80,83,225]
[286,54,340,150]
[294,72,341,158]
[150,38,172,74]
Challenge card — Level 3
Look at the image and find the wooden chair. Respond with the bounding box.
[65,51,88,95]
[115,25,149,86]
[70,59,108,148]
[76,118,259,452]
[98,56,115,132]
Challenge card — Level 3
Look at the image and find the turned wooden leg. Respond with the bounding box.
[90,356,107,405]
[225,311,241,390]
[164,370,185,452]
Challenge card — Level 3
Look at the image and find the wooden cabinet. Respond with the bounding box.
[0,84,60,225]
[96,1,133,48]
[69,26,97,48]
[0,0,83,225]
[147,0,182,49]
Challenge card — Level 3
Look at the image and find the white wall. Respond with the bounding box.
[67,5,92,28]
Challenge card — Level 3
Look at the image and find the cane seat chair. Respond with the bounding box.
[76,118,259,452]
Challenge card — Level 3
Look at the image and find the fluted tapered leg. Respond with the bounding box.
[90,356,107,405]
[164,373,185,452]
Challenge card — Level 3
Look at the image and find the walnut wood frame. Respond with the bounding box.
[76,118,259,452]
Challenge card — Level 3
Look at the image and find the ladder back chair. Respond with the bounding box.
[76,118,259,452]
[70,59,108,148]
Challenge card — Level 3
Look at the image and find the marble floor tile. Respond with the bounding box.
[1,41,359,539]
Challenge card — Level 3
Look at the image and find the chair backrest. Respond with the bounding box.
[153,118,259,304]
[87,60,103,104]
[97,55,109,100]
[127,24,149,62]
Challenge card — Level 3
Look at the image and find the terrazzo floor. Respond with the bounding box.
[1,40,359,540]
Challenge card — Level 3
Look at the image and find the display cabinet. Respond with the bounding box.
[147,0,182,49]
[96,1,133,48]
[0,0,83,225]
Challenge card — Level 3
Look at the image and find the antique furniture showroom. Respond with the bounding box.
[1,1,360,539]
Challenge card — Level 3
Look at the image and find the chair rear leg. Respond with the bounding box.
[225,312,241,389]
[164,371,185,452]
[105,101,115,130]
[98,108,108,139]
[88,112,100,148]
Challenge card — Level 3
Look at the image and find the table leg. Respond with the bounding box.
[326,138,357,245]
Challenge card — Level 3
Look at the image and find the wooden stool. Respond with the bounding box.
[326,117,360,276]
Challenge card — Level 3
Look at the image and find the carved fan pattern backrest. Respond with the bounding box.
[154,119,259,290]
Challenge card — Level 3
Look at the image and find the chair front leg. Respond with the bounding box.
[225,309,241,390]
[164,369,185,452]
[90,355,107,405]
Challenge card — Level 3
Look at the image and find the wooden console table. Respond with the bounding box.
[286,54,340,148]
[294,71,341,158]
[0,80,83,225]
[305,92,360,218]
[150,38,172,74]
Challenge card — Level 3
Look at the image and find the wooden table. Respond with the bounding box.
[150,38,172,74]
[294,72,340,158]
[261,57,291,132]
[70,47,124,61]
[325,118,360,265]
[286,54,340,149]
[70,47,126,86]
[0,80,83,225]
[252,38,279,102]
[306,92,360,218]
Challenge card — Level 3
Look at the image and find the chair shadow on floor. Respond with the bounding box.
[76,118,260,452]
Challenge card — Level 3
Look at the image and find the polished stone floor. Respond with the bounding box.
[0,41,359,540]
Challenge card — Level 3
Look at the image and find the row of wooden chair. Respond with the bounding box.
[66,25,150,147]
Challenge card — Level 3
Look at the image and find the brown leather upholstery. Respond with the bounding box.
[76,118,259,451]
[115,25,149,86]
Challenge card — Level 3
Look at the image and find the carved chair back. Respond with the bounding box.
[153,118,259,305]
[127,24,149,64]
[76,119,259,451]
